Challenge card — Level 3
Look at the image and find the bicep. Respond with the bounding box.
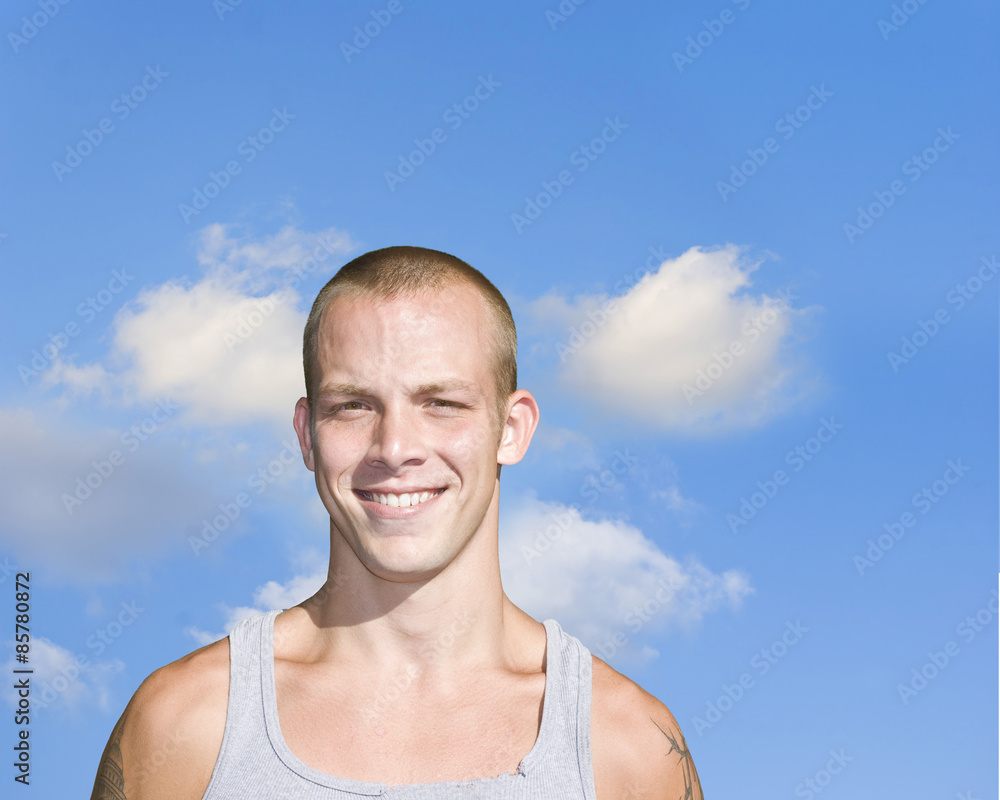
[590,656,704,800]
[648,715,704,800]
[91,705,130,799]
[90,674,224,800]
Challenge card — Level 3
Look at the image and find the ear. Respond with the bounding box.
[497,390,540,466]
[292,397,316,472]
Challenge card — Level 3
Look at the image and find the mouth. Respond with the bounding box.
[353,488,446,508]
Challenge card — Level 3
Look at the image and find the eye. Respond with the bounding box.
[429,399,469,410]
[332,400,367,414]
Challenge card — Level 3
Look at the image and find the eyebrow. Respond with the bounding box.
[316,380,478,398]
[414,380,477,396]
[316,382,370,398]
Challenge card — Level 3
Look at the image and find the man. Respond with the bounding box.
[91,246,703,799]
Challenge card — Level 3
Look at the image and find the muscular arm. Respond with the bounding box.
[89,639,230,800]
[650,716,703,800]
[91,705,130,800]
[591,656,704,800]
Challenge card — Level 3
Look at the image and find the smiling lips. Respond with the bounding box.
[354,488,445,508]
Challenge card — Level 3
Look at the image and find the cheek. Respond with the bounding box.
[313,433,361,477]
[444,425,496,466]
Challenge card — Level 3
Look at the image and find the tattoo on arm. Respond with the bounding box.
[652,718,704,800]
[91,707,129,800]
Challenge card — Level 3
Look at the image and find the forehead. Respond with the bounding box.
[315,284,495,390]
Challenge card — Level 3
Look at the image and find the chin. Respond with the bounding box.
[356,540,453,585]
[363,558,447,585]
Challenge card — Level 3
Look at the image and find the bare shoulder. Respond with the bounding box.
[590,655,704,800]
[91,637,231,800]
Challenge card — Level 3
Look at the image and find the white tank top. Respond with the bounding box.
[202,609,598,799]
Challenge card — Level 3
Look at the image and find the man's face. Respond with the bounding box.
[294,284,518,583]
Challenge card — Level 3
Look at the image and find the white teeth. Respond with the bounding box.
[363,490,441,507]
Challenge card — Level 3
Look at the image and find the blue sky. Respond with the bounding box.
[1,0,996,797]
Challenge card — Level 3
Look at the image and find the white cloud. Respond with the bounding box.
[0,408,218,581]
[499,494,751,656]
[41,358,110,399]
[197,223,355,282]
[654,484,701,514]
[252,567,328,610]
[3,637,123,713]
[112,276,304,425]
[46,223,356,429]
[531,245,816,434]
[186,553,327,645]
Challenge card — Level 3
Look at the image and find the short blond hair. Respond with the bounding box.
[302,246,517,426]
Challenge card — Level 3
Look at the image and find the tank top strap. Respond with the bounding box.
[517,618,598,799]
[202,609,287,800]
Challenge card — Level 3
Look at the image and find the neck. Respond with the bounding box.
[289,507,529,677]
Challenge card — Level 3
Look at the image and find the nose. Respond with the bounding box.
[365,404,427,471]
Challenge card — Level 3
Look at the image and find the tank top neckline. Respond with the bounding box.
[258,609,561,796]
